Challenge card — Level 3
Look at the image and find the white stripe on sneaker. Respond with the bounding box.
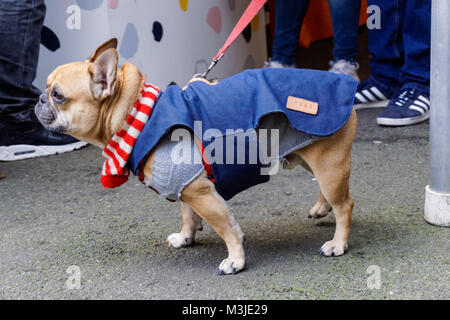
[355,93,368,103]
[410,105,425,115]
[413,104,428,113]
[414,100,429,110]
[362,89,377,102]
[370,87,388,100]
[418,95,430,105]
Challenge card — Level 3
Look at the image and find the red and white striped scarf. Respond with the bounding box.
[101,83,160,188]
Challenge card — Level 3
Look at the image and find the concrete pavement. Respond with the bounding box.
[0,108,449,300]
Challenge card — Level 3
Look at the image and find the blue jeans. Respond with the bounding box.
[0,0,46,124]
[367,0,431,94]
[271,0,361,65]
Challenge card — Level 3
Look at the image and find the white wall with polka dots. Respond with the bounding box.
[35,0,268,91]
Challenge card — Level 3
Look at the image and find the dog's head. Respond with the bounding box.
[35,38,119,139]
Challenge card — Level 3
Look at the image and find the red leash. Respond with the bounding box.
[200,0,267,78]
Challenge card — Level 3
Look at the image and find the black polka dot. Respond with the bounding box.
[153,21,163,42]
[40,26,60,52]
[242,24,252,43]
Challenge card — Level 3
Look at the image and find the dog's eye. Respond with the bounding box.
[52,90,65,102]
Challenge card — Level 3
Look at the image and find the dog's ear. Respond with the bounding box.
[88,38,118,63]
[89,48,119,100]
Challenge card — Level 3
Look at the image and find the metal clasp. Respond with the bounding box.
[193,53,225,80]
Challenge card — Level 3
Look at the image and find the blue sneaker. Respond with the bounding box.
[377,88,430,126]
[354,79,394,110]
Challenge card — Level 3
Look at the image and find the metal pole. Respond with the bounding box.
[425,0,450,226]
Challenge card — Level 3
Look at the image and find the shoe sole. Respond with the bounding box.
[354,100,389,110]
[0,141,88,162]
[377,113,430,127]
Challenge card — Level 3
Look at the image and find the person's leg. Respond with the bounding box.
[399,0,431,94]
[327,0,361,82]
[367,0,404,91]
[0,0,45,125]
[354,0,405,109]
[0,0,87,161]
[328,0,361,62]
[376,0,431,127]
[270,0,310,66]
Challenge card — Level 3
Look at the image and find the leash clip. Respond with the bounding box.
[194,53,225,80]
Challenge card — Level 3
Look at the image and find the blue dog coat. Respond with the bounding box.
[128,68,357,201]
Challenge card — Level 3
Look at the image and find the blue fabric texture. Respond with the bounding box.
[128,68,357,200]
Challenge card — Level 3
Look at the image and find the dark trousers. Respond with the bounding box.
[367,0,431,94]
[271,0,361,65]
[0,0,46,124]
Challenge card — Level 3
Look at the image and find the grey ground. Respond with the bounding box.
[0,108,449,300]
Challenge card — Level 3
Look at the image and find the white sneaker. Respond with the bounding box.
[329,59,360,83]
[264,59,295,69]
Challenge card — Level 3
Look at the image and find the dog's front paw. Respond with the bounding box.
[167,233,194,249]
[319,240,348,257]
[217,257,245,276]
[308,202,332,219]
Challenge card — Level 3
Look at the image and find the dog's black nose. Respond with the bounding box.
[39,93,48,104]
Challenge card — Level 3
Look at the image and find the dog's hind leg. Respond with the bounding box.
[181,173,246,275]
[296,110,357,257]
[167,202,203,248]
[283,153,332,218]
[297,159,332,219]
[308,191,332,219]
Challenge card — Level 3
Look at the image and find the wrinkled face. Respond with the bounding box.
[35,38,119,140]
[35,62,101,135]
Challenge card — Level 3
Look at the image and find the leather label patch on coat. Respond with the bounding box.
[287,96,318,115]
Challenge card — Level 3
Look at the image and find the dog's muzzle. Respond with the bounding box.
[35,93,57,127]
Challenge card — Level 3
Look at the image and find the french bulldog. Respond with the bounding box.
[35,39,357,275]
